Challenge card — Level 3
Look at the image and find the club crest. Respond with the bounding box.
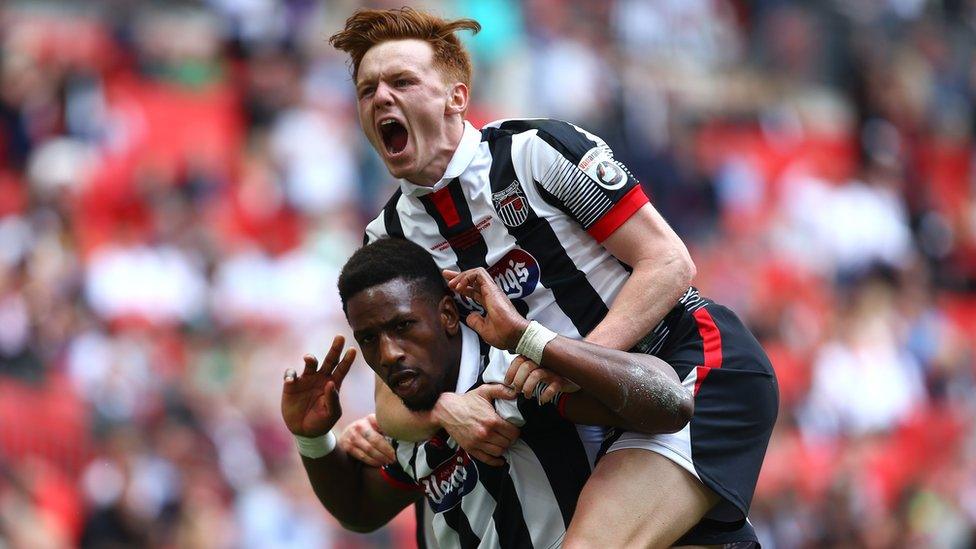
[492,180,529,228]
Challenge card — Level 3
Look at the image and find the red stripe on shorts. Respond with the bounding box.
[429,186,461,228]
[692,307,723,395]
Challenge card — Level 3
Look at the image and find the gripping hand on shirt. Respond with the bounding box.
[444,267,579,401]
[281,335,356,438]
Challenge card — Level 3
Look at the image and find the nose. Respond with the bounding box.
[378,333,405,370]
[373,81,394,107]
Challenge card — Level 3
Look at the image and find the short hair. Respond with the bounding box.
[338,238,449,313]
[329,7,480,87]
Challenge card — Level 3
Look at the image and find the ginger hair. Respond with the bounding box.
[329,7,480,87]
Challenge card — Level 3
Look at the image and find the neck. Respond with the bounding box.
[406,117,465,186]
[442,328,464,394]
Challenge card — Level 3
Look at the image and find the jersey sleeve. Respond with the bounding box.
[512,119,649,242]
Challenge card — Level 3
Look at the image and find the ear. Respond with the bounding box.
[445,82,469,116]
[438,294,461,336]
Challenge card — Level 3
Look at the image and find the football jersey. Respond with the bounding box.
[364,118,675,347]
[380,326,597,548]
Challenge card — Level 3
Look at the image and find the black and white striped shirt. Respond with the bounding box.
[364,118,691,352]
[380,326,596,549]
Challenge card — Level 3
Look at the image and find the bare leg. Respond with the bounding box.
[563,449,720,549]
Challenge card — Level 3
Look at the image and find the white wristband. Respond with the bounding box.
[515,321,558,364]
[295,431,337,459]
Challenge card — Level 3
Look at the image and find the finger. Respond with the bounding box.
[453,270,484,299]
[354,437,394,466]
[465,312,486,333]
[540,382,561,405]
[505,355,529,386]
[523,369,547,399]
[370,433,396,462]
[322,335,345,368]
[301,355,318,376]
[482,431,515,450]
[478,384,517,401]
[442,269,460,282]
[470,450,505,467]
[511,358,539,392]
[477,441,507,458]
[493,421,520,443]
[366,413,383,434]
[284,368,297,383]
[331,348,356,387]
[350,447,377,466]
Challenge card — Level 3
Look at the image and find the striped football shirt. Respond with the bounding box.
[364,118,697,354]
[380,326,597,549]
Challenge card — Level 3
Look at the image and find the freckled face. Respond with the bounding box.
[355,39,458,183]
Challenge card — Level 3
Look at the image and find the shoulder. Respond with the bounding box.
[481,118,608,166]
[364,188,405,243]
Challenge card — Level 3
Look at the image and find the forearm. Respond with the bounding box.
[540,337,692,433]
[374,376,440,441]
[301,449,417,532]
[558,392,634,430]
[585,254,694,351]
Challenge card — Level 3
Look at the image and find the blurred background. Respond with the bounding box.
[0,0,974,547]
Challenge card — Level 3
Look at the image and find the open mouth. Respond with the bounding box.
[389,369,420,396]
[379,119,408,155]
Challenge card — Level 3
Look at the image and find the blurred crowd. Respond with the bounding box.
[1,0,974,547]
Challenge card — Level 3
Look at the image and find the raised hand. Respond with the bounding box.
[281,336,357,438]
[339,414,396,467]
[443,268,529,351]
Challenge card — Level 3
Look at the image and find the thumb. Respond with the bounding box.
[465,312,487,332]
[480,384,517,401]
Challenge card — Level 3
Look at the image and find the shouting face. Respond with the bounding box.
[346,278,462,411]
[355,39,468,185]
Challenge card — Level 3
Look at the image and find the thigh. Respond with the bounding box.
[563,449,719,549]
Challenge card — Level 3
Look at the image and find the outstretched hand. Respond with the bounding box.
[443,268,529,351]
[281,336,356,438]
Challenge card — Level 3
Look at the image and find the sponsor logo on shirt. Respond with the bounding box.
[491,180,529,228]
[455,249,540,314]
[579,147,629,190]
[594,160,626,190]
[421,449,479,513]
[577,147,602,172]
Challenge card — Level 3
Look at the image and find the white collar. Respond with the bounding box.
[399,121,481,198]
[454,324,482,393]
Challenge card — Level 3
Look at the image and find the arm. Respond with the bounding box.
[375,375,521,466]
[281,337,420,532]
[447,268,694,434]
[586,203,695,351]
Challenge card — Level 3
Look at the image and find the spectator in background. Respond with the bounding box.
[0,1,974,548]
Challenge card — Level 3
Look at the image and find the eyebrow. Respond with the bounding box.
[356,69,419,90]
[352,312,414,338]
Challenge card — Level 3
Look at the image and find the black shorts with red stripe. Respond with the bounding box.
[601,293,779,546]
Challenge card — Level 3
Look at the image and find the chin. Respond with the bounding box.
[385,161,415,181]
[402,390,440,412]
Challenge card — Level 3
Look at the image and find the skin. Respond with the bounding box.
[355,39,468,185]
[280,337,419,533]
[352,36,713,547]
[338,414,394,467]
[283,276,691,536]
[347,280,464,412]
[445,267,693,435]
